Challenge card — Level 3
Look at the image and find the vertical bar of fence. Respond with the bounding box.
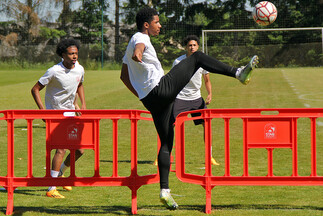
[6,112,15,215]
[176,118,186,177]
[130,114,138,177]
[94,119,100,177]
[204,115,212,176]
[69,149,76,177]
[310,117,317,176]
[7,113,14,178]
[267,148,274,177]
[243,118,249,177]
[112,119,119,177]
[224,118,231,176]
[27,119,33,178]
[130,112,138,215]
[204,113,212,214]
[292,118,298,177]
[45,120,51,177]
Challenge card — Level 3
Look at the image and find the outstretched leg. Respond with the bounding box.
[158,51,258,100]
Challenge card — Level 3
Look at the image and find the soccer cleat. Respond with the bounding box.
[211,157,220,166]
[63,185,72,191]
[58,175,72,191]
[237,55,259,85]
[160,189,178,210]
[46,189,65,199]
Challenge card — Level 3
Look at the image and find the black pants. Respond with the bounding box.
[141,51,237,189]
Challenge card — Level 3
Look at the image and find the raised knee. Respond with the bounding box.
[56,149,66,155]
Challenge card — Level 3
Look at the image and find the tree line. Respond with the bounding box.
[0,0,322,67]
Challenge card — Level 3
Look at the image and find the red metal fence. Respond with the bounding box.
[1,108,323,214]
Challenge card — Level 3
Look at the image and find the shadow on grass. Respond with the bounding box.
[211,204,323,211]
[0,205,133,215]
[14,125,46,129]
[2,189,322,215]
[1,203,322,215]
[0,188,47,197]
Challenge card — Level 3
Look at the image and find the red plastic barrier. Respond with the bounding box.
[2,108,323,214]
[175,108,323,214]
[0,110,159,215]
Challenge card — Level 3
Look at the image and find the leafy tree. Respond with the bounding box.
[0,0,42,45]
[49,0,83,35]
[72,0,110,44]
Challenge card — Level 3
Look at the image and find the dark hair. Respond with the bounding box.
[56,38,80,57]
[136,7,158,31]
[183,35,200,46]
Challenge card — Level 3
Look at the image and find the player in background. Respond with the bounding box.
[172,35,219,166]
[120,7,258,210]
[31,38,86,199]
[153,35,219,166]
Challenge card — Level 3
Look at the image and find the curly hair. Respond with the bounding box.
[136,7,158,31]
[56,38,80,57]
[183,35,200,46]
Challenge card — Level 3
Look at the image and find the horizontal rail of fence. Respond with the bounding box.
[175,108,323,214]
[0,109,160,215]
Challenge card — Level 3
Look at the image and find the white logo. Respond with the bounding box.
[67,125,79,140]
[264,123,276,139]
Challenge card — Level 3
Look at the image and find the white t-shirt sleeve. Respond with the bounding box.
[122,35,148,64]
[172,59,179,68]
[133,35,149,49]
[38,68,54,86]
[172,55,186,68]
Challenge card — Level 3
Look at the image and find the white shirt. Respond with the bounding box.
[123,32,164,99]
[172,54,208,100]
[39,61,84,110]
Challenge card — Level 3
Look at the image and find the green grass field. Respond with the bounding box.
[1,67,323,216]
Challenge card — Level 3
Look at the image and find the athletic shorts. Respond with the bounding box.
[173,97,206,125]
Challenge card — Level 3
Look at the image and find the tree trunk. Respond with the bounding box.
[114,0,120,61]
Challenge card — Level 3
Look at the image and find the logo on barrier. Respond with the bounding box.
[67,124,79,141]
[264,123,276,139]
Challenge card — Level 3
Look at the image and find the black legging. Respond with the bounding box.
[141,51,237,189]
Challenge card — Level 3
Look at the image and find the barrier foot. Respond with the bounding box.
[203,185,214,214]
[131,188,138,214]
[5,186,16,215]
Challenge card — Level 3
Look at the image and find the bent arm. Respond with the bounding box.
[120,63,138,98]
[203,73,212,105]
[132,43,145,63]
[76,82,86,109]
[31,81,45,109]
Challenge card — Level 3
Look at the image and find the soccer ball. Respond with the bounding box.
[252,1,277,26]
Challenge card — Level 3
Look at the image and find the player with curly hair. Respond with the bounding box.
[31,38,86,199]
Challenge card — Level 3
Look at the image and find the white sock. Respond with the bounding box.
[235,67,242,78]
[59,162,69,176]
[48,170,59,191]
[160,188,170,194]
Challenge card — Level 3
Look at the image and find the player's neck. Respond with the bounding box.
[62,61,75,69]
[140,29,149,36]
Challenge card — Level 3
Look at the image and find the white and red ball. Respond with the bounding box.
[252,1,277,26]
